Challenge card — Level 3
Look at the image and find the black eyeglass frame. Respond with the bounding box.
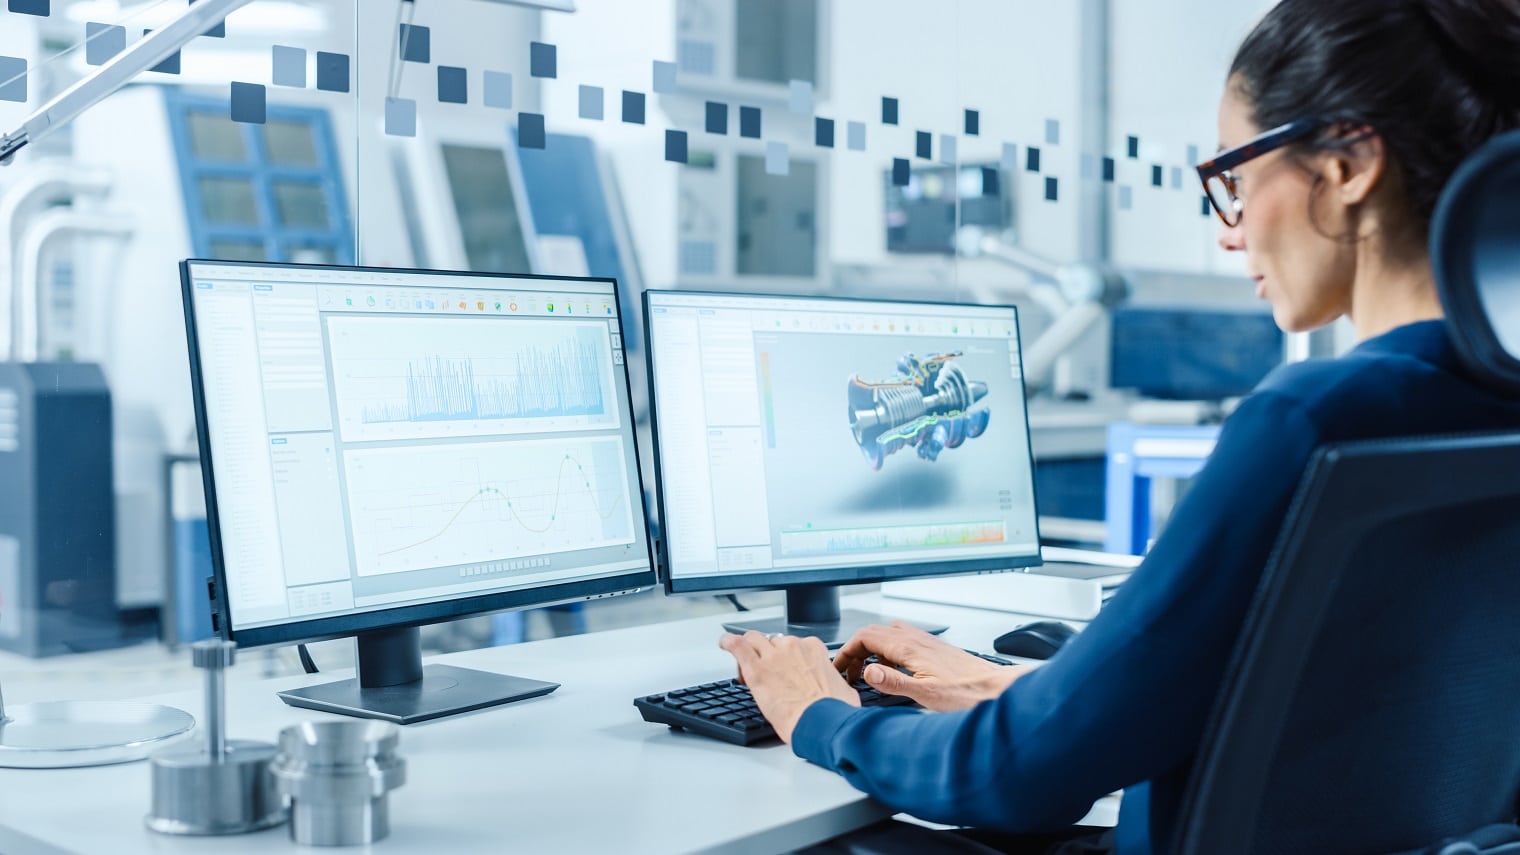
[1196,118,1326,226]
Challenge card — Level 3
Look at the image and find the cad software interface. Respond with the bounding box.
[648,292,1039,583]
[188,263,649,631]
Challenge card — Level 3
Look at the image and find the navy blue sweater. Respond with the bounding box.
[791,321,1520,855]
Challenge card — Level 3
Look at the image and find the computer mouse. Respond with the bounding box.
[992,621,1078,660]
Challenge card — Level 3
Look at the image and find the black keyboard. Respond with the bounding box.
[635,678,913,745]
[635,650,1015,746]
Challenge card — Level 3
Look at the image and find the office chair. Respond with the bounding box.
[1173,131,1520,854]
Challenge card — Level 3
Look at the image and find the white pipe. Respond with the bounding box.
[1023,300,1106,390]
[15,211,133,363]
[0,164,113,359]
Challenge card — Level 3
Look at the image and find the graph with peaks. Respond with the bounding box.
[344,436,638,576]
[326,316,620,442]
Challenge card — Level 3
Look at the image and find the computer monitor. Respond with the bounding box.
[182,260,654,723]
[643,290,1041,645]
[1110,306,1283,400]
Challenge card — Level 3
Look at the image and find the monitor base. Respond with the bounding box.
[278,665,559,725]
[722,610,947,649]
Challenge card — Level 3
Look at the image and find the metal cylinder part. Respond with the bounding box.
[146,639,287,836]
[272,721,406,847]
[145,740,287,835]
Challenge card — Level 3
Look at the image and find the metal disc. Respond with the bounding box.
[0,701,195,768]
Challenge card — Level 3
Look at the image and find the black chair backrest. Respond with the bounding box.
[1175,435,1520,854]
[1174,129,1520,855]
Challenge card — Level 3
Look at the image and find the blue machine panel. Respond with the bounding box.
[1110,307,1283,400]
[165,90,354,265]
[516,133,637,349]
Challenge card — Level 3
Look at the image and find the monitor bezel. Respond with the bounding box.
[182,259,657,650]
[641,288,1043,596]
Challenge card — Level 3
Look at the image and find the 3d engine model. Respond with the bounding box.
[848,352,991,469]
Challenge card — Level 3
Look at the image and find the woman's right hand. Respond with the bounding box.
[833,622,1036,712]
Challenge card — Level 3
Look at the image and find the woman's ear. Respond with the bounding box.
[1323,127,1386,208]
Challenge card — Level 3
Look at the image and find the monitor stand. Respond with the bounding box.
[277,626,559,725]
[722,586,947,649]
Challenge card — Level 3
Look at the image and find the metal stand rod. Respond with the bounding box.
[206,663,224,763]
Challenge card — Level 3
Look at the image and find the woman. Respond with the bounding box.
[719,1,1520,853]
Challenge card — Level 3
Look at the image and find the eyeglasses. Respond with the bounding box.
[1196,118,1325,227]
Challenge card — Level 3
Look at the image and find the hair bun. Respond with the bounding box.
[1415,0,1520,121]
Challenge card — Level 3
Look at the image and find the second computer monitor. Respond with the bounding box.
[644,291,1041,644]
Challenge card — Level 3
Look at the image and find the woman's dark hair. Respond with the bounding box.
[1231,0,1520,235]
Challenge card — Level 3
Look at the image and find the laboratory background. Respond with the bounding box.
[0,0,1421,850]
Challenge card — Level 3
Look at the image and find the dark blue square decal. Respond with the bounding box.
[230,82,266,124]
[438,66,467,104]
[882,97,898,125]
[190,0,224,36]
[1026,146,1041,172]
[981,167,1000,197]
[8,0,48,17]
[1151,164,1163,187]
[519,113,546,149]
[1102,157,1116,182]
[916,131,931,160]
[705,101,727,135]
[739,106,761,139]
[965,109,979,136]
[622,90,645,124]
[815,117,834,148]
[316,52,350,93]
[892,158,910,187]
[1202,195,1212,217]
[665,130,688,163]
[1045,177,1059,202]
[1127,135,1139,158]
[531,42,557,79]
[400,24,430,63]
[143,31,180,75]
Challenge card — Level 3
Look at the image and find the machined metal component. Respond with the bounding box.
[145,640,287,836]
[272,720,406,846]
[848,353,991,468]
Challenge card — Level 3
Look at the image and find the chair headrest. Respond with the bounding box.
[1431,129,1520,396]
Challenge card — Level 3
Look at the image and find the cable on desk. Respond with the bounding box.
[297,644,319,674]
[722,594,749,612]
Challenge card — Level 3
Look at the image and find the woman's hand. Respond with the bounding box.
[718,631,861,744]
[833,622,1035,712]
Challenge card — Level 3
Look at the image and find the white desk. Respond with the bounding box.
[0,595,1114,854]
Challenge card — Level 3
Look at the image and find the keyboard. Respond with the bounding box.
[635,650,1015,746]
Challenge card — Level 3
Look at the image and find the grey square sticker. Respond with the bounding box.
[579,85,603,120]
[653,60,678,93]
[939,134,957,165]
[86,23,126,67]
[484,71,512,109]
[1119,185,1134,210]
[765,141,789,175]
[1045,119,1060,145]
[385,97,417,137]
[847,121,866,151]
[0,55,28,103]
[788,80,812,114]
[272,45,305,88]
[1002,143,1018,172]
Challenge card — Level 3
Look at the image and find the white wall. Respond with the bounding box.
[1108,0,1277,276]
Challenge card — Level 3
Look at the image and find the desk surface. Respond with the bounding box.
[0,594,1113,855]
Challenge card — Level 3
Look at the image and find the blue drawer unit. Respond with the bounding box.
[165,90,354,265]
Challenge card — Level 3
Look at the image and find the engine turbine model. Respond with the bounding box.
[847,352,990,470]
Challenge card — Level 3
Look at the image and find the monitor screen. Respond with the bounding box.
[1110,307,1283,400]
[645,291,1041,593]
[184,261,653,646]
